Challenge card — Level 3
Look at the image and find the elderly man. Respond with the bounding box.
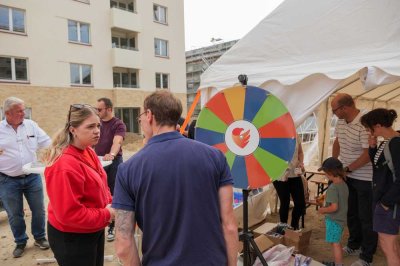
[331,93,377,266]
[0,97,51,258]
[112,91,238,266]
[95,97,126,242]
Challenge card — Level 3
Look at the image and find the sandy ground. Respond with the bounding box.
[0,150,390,265]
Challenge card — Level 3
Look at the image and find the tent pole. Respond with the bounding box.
[317,100,329,163]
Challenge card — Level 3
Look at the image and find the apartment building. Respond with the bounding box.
[0,0,186,136]
[186,40,238,117]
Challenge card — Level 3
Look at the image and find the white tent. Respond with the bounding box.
[199,0,400,162]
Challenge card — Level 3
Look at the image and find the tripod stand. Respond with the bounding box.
[239,189,268,266]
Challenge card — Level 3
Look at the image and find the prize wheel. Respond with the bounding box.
[195,85,297,189]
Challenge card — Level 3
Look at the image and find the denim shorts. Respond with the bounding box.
[373,203,400,235]
[325,216,343,243]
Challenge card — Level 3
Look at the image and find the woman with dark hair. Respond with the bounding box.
[43,104,114,266]
[360,108,400,266]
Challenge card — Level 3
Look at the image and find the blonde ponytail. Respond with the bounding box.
[42,124,72,166]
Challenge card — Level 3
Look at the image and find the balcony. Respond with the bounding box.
[110,7,141,33]
[113,67,139,89]
[111,48,142,69]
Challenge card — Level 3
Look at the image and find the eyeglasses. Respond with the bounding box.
[136,110,147,122]
[332,105,344,113]
[68,104,93,124]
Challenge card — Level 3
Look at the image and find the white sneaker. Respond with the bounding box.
[343,246,361,256]
[107,229,115,242]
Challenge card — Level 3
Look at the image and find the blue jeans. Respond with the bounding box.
[0,173,46,245]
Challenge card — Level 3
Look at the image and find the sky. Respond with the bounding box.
[184,0,285,51]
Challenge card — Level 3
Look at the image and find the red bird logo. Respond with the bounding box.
[232,128,250,148]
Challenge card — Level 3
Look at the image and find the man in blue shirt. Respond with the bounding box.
[112,91,238,266]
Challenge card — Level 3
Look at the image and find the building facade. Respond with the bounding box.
[0,0,186,136]
[186,39,238,116]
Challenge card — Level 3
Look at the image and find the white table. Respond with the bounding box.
[22,156,112,175]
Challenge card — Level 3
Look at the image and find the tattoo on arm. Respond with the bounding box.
[115,210,135,240]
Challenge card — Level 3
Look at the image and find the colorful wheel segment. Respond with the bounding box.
[195,85,297,189]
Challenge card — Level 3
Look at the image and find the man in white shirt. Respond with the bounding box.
[331,93,377,266]
[0,97,51,258]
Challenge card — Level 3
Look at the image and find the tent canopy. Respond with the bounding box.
[199,0,400,126]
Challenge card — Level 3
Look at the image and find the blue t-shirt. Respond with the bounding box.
[112,131,233,266]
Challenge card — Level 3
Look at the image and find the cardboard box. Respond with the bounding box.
[237,233,275,254]
[254,234,275,252]
[266,233,285,246]
[284,228,312,253]
[253,222,277,236]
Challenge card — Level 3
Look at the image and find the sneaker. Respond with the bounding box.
[350,259,373,266]
[107,228,115,242]
[13,244,26,258]
[343,246,362,256]
[34,238,50,250]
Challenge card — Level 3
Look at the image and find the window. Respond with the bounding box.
[113,69,138,88]
[155,73,169,89]
[73,0,90,3]
[0,56,28,81]
[70,63,92,85]
[111,36,136,50]
[110,1,134,12]
[0,6,25,33]
[68,20,90,44]
[114,107,140,133]
[153,4,167,24]
[154,38,168,57]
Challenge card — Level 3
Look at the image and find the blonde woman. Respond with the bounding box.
[43,104,114,266]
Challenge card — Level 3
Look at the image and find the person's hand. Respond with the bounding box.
[103,153,115,161]
[368,133,377,148]
[0,148,3,155]
[318,207,325,214]
[107,204,115,221]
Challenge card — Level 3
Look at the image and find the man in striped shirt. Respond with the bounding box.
[331,93,377,266]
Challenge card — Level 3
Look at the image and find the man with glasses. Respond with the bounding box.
[331,93,377,266]
[0,97,51,258]
[112,91,238,266]
[94,97,126,242]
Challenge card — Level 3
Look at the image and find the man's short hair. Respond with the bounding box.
[97,97,113,109]
[337,94,355,107]
[3,97,24,112]
[144,90,182,127]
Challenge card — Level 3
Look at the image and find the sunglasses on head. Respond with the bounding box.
[68,104,93,124]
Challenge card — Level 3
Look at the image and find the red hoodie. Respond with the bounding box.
[45,145,112,233]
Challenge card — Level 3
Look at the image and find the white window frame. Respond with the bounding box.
[70,63,92,86]
[155,72,169,89]
[68,20,91,44]
[111,0,135,12]
[153,4,167,24]
[154,38,168,57]
[113,69,138,88]
[73,0,90,4]
[0,56,29,82]
[0,5,26,34]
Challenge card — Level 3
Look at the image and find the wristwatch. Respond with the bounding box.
[344,166,352,173]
